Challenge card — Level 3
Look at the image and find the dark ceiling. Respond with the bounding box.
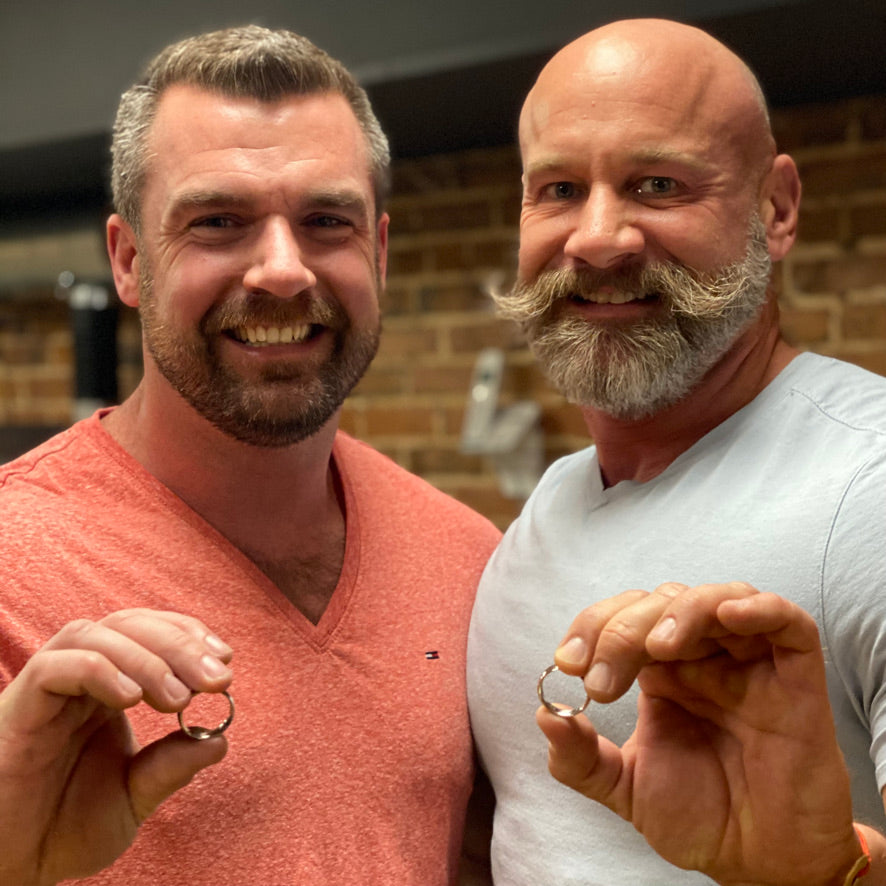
[1,0,884,233]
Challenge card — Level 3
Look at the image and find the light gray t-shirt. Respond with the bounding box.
[468,352,886,885]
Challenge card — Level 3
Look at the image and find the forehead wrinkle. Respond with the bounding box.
[170,189,253,210]
[165,183,372,220]
[524,146,710,174]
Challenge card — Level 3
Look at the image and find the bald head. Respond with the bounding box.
[521,19,775,179]
[511,18,802,419]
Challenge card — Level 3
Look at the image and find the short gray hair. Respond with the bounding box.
[111,25,390,231]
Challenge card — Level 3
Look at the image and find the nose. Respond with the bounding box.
[563,187,645,269]
[242,217,317,298]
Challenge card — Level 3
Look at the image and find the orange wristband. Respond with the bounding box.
[843,826,872,886]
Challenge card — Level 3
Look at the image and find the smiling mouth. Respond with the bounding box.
[229,323,317,345]
[569,291,659,305]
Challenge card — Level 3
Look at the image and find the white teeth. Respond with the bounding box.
[575,291,642,305]
[233,324,311,345]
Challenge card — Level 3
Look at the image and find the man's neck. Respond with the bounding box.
[102,375,345,622]
[582,315,799,488]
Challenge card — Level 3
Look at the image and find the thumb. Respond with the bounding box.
[127,731,228,823]
[535,706,631,820]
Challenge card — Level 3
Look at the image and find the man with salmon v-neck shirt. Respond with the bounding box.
[0,26,500,886]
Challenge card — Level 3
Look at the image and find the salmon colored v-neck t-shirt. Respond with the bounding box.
[0,413,501,885]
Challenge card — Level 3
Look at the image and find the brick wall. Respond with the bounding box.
[1,92,885,527]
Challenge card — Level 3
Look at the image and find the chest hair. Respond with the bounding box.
[245,534,345,625]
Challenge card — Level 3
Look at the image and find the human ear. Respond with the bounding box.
[375,212,390,286]
[759,154,801,262]
[106,214,141,307]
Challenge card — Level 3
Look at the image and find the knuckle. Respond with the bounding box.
[619,589,650,605]
[599,618,645,656]
[100,608,149,629]
[653,582,687,599]
[580,590,648,627]
[52,618,99,647]
[78,648,111,677]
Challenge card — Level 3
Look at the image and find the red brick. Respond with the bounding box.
[459,150,521,188]
[448,321,512,353]
[797,206,842,243]
[843,304,886,339]
[798,151,886,198]
[418,281,492,313]
[792,255,886,293]
[834,350,886,377]
[499,192,522,226]
[386,246,425,275]
[410,448,487,475]
[375,327,438,359]
[444,483,522,525]
[470,238,517,268]
[364,406,435,436]
[336,408,360,437]
[771,102,853,152]
[430,243,469,271]
[778,307,831,345]
[350,366,408,396]
[541,403,588,437]
[413,365,474,394]
[860,97,886,141]
[850,204,886,239]
[379,284,414,316]
[417,201,493,232]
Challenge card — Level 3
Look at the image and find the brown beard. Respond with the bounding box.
[498,217,772,419]
[138,270,380,448]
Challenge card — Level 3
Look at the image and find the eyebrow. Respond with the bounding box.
[523,149,710,178]
[522,157,572,179]
[628,148,709,171]
[168,187,372,219]
[167,190,252,216]
[305,188,372,218]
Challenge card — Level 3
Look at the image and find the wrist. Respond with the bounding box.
[841,825,872,886]
[831,824,886,886]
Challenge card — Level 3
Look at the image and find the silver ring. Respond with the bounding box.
[178,690,235,740]
[537,664,591,718]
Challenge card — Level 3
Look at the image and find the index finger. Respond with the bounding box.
[43,610,233,711]
[555,583,689,702]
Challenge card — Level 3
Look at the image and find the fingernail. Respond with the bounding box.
[556,636,587,666]
[585,661,612,695]
[649,616,676,642]
[117,671,142,697]
[201,654,231,680]
[163,671,191,703]
[204,633,232,657]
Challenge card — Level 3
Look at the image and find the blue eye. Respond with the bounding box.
[310,215,349,228]
[636,177,677,196]
[549,182,576,199]
[192,216,237,229]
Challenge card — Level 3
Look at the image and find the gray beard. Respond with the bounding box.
[499,217,773,420]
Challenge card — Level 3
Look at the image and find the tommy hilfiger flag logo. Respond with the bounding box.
[424,651,440,660]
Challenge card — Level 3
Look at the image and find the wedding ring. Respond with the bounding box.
[178,690,235,740]
[537,664,591,718]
